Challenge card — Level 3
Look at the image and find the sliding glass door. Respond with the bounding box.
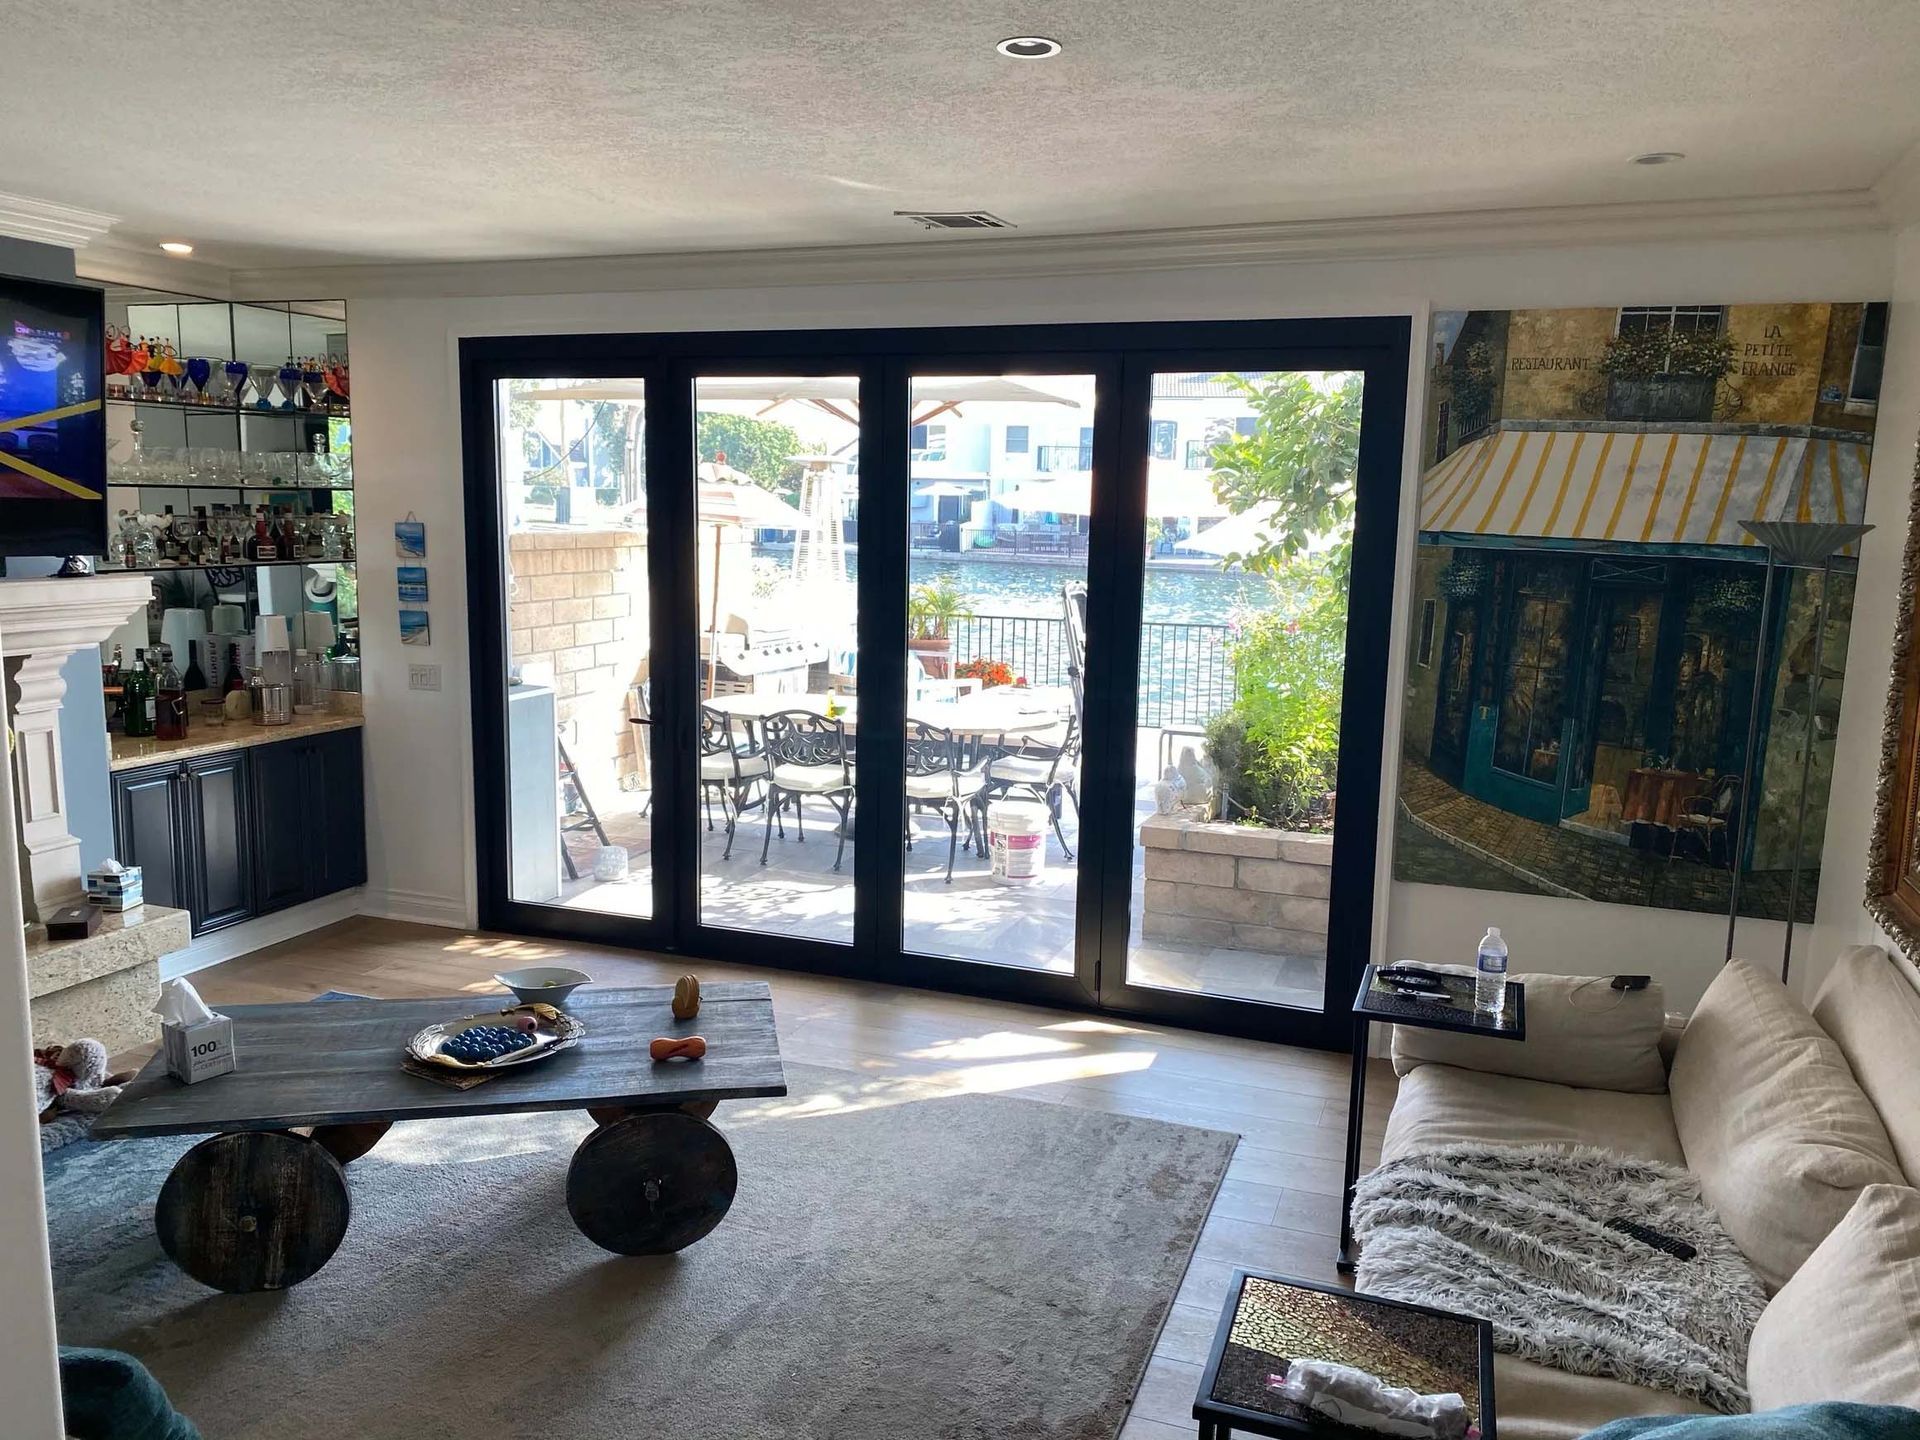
[464,321,1407,1048]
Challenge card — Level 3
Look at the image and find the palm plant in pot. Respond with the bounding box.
[907,576,971,678]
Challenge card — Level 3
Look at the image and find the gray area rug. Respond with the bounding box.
[46,1063,1234,1439]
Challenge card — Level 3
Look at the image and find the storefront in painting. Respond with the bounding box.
[1395,302,1886,922]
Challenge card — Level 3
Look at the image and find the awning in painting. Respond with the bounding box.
[1418,421,1871,554]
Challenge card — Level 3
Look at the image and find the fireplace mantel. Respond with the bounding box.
[0,573,152,922]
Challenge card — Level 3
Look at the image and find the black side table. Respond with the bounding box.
[1337,964,1525,1272]
[1193,1269,1495,1439]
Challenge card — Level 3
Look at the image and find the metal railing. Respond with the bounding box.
[1035,444,1092,473]
[949,614,1236,729]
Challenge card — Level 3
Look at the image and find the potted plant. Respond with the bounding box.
[907,577,971,678]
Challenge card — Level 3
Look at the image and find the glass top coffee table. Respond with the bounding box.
[1193,1270,1495,1439]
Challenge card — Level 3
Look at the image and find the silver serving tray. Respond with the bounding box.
[407,1003,586,1072]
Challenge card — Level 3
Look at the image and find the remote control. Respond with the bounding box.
[1604,1216,1697,1261]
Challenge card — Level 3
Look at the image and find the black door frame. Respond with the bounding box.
[462,316,1411,1049]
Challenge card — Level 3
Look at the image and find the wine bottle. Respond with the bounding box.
[122,649,156,738]
[224,644,249,695]
[155,648,188,740]
[182,638,206,692]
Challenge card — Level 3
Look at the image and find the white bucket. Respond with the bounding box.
[987,801,1049,885]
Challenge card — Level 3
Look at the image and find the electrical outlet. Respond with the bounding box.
[408,664,442,692]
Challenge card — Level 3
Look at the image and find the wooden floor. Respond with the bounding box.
[168,915,1393,1440]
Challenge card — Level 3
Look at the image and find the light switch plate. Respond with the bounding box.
[408,664,442,692]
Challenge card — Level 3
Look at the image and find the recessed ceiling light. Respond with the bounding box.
[158,240,194,255]
[996,35,1062,59]
[1629,152,1685,166]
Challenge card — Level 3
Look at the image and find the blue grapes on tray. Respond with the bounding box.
[442,1025,536,1064]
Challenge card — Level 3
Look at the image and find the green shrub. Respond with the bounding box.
[1206,558,1347,829]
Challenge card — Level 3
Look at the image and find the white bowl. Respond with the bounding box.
[494,965,592,1006]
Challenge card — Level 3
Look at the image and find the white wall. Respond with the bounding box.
[1807,219,1920,993]
[342,225,1895,1010]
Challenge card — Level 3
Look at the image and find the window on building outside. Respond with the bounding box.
[1235,415,1257,437]
[1850,302,1890,407]
[1005,424,1030,454]
[1184,439,1208,469]
[1150,418,1177,460]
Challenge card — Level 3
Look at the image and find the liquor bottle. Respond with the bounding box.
[280,508,299,560]
[122,650,156,738]
[102,643,124,693]
[254,508,278,561]
[182,638,206,692]
[224,644,249,695]
[193,507,212,564]
[160,507,180,563]
[155,647,188,740]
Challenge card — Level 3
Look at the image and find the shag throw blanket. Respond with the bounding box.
[1352,1144,1767,1415]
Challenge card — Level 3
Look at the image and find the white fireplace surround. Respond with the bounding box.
[0,573,151,922]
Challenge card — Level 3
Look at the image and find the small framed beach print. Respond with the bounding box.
[395,519,426,558]
[399,609,431,646]
[397,566,429,604]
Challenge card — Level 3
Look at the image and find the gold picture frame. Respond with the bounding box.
[1866,443,1920,956]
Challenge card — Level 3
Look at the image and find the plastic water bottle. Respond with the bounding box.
[1475,927,1508,1014]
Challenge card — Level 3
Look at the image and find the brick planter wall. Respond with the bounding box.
[1140,813,1332,957]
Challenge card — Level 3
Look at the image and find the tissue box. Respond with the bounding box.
[86,864,143,911]
[162,1015,236,1084]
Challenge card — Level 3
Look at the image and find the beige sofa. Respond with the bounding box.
[1374,947,1920,1440]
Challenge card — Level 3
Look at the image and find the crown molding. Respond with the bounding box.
[225,190,1892,302]
[74,239,235,299]
[0,190,117,250]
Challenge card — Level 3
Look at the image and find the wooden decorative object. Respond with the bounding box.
[650,1035,707,1062]
[566,1111,739,1254]
[1868,444,1920,960]
[155,1131,350,1292]
[672,974,701,1020]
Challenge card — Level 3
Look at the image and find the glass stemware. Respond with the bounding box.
[223,360,250,409]
[249,366,279,410]
[185,356,212,405]
[276,359,302,412]
[301,359,329,412]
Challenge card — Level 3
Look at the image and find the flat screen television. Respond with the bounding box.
[0,274,106,558]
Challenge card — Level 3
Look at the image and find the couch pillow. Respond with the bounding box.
[1389,968,1669,1093]
[1810,945,1920,1183]
[1670,959,1903,1291]
[1747,1184,1920,1410]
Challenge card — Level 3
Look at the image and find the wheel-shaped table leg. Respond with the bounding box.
[155,1131,351,1292]
[567,1110,738,1255]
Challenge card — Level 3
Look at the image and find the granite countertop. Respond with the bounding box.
[24,904,192,998]
[110,708,364,771]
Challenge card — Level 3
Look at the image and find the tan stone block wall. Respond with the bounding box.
[508,528,652,802]
[1139,815,1332,958]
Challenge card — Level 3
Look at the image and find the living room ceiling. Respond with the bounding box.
[4,0,1918,269]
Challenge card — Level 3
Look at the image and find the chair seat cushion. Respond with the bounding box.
[906,770,985,800]
[700,752,769,781]
[772,763,850,792]
[1381,1063,1685,1168]
[986,756,1058,785]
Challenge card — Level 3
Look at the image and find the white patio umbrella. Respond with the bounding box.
[693,475,812,698]
[529,376,1081,426]
[997,467,1232,519]
[916,480,985,499]
[1182,505,1287,558]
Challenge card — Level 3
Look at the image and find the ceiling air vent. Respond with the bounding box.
[894,210,1014,231]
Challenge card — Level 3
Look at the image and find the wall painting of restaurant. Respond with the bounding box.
[1394,301,1888,922]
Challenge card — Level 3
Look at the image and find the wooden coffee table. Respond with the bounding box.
[91,983,786,1292]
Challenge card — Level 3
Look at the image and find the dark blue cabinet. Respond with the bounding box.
[111,727,365,938]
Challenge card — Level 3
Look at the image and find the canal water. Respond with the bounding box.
[909,555,1262,623]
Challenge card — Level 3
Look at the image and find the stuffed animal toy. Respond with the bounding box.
[34,1040,129,1119]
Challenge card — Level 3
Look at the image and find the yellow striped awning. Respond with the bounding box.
[1417,423,1872,552]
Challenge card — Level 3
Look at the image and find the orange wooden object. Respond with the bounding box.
[649,1035,707,1063]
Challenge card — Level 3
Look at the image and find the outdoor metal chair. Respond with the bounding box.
[977,711,1081,860]
[905,720,987,882]
[699,704,770,861]
[759,709,856,871]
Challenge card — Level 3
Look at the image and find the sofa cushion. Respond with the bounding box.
[1669,959,1903,1291]
[1810,946,1920,1184]
[1381,1063,1685,1168]
[1747,1184,1920,1411]
[1389,969,1669,1094]
[1493,1354,1714,1440]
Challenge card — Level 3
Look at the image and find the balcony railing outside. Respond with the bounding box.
[949,613,1237,728]
[1035,444,1092,473]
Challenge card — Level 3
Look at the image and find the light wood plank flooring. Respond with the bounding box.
[149,915,1393,1439]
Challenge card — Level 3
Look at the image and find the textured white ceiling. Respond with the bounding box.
[4,0,1918,268]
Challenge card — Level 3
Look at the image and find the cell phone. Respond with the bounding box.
[1611,974,1651,992]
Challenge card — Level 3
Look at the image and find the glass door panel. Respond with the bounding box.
[693,376,860,945]
[899,373,1095,971]
[493,376,654,918]
[1123,369,1360,1009]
